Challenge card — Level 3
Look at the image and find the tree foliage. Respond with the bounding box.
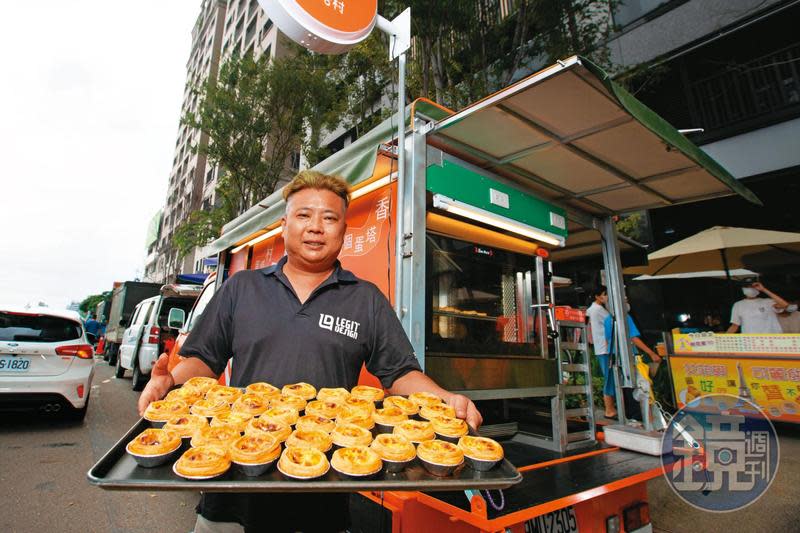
[79,291,112,315]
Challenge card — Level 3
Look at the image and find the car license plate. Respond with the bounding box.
[0,356,31,372]
[525,506,579,533]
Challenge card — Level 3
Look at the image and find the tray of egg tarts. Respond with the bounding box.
[88,379,521,492]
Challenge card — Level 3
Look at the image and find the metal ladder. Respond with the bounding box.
[555,319,597,450]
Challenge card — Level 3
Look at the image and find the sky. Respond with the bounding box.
[0,1,199,308]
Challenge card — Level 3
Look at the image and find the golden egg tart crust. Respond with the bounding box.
[343,397,376,416]
[191,398,231,418]
[331,423,373,448]
[271,395,308,412]
[336,409,375,431]
[419,403,456,421]
[143,400,189,422]
[373,407,408,426]
[231,393,270,416]
[316,387,350,403]
[430,416,469,438]
[408,391,443,408]
[174,445,231,479]
[296,414,336,434]
[393,420,435,443]
[458,436,504,461]
[245,418,292,442]
[205,385,243,405]
[126,428,181,456]
[370,433,416,462]
[286,429,333,453]
[229,434,281,464]
[382,396,419,416]
[163,414,209,438]
[245,382,281,400]
[281,382,317,401]
[306,399,343,419]
[190,425,241,448]
[278,446,330,479]
[260,405,300,426]
[165,387,204,405]
[182,377,219,395]
[210,411,253,433]
[417,439,464,466]
[331,446,383,476]
[350,385,384,403]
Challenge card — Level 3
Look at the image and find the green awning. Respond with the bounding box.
[429,55,760,216]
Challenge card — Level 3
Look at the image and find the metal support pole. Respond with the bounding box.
[597,216,635,423]
[393,51,407,316]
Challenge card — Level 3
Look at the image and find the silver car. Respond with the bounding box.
[0,307,95,420]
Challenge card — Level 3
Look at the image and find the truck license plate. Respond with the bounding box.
[0,356,31,372]
[525,506,579,533]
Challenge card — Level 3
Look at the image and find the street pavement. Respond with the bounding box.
[0,357,198,533]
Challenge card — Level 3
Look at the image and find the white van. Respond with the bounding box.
[115,284,200,390]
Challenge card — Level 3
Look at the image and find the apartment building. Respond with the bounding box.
[145,0,292,282]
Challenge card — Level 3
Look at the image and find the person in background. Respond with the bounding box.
[586,286,616,418]
[84,313,101,345]
[603,310,663,407]
[776,299,800,333]
[727,280,788,334]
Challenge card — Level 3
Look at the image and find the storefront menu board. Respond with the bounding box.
[673,332,800,355]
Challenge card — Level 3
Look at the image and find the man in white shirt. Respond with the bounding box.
[777,301,800,333]
[586,286,616,418]
[727,281,788,334]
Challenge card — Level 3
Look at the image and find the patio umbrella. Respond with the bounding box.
[632,269,757,281]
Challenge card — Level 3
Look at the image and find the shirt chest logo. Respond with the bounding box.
[319,313,360,340]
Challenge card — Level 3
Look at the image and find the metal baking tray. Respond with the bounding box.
[87,419,522,493]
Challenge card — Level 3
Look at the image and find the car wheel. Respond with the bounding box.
[67,395,89,422]
[132,359,148,391]
[114,353,126,379]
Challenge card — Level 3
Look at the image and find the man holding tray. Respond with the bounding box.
[138,170,483,533]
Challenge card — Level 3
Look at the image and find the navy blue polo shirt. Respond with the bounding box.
[181,255,421,391]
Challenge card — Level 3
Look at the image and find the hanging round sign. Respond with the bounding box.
[259,0,378,54]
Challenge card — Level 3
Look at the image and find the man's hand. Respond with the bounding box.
[752,282,766,293]
[447,393,483,430]
[137,353,174,416]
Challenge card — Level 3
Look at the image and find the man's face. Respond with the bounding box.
[598,292,608,305]
[281,188,347,272]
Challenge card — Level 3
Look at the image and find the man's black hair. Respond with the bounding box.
[591,285,607,300]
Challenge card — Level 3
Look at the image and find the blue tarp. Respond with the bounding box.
[176,273,208,285]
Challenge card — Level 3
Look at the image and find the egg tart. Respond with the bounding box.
[245,382,281,401]
[343,397,376,416]
[393,420,435,443]
[417,439,464,476]
[174,445,231,479]
[370,433,416,472]
[331,423,373,448]
[286,429,333,453]
[165,387,204,405]
[372,407,408,433]
[245,418,292,443]
[316,387,350,403]
[205,385,243,405]
[261,405,300,426]
[419,403,456,421]
[277,446,329,480]
[383,396,419,416]
[281,382,317,401]
[182,376,219,395]
[210,411,252,433]
[430,416,469,442]
[229,434,281,475]
[306,399,343,419]
[331,446,383,478]
[409,391,443,408]
[191,398,230,419]
[336,407,375,431]
[190,424,241,448]
[231,393,270,416]
[126,428,182,467]
[458,436,504,471]
[271,394,308,412]
[350,385,384,403]
[163,414,209,439]
[143,399,189,425]
[296,414,335,434]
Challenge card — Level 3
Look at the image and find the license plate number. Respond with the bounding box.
[0,356,31,372]
[526,506,579,533]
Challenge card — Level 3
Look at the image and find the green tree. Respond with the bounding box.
[79,291,112,315]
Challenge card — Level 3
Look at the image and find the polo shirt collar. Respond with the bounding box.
[260,256,358,285]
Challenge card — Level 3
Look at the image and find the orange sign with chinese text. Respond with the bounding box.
[296,0,377,33]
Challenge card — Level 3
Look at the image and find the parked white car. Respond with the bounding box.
[116,284,200,390]
[0,306,95,420]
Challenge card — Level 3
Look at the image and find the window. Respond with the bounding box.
[0,313,82,342]
[187,284,216,332]
[206,167,214,184]
[290,151,301,171]
[261,18,273,40]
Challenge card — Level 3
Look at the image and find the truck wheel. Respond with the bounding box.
[132,359,148,391]
[114,354,126,379]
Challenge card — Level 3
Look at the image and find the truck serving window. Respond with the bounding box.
[0,312,82,342]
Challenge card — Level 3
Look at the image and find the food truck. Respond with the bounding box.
[193,56,759,532]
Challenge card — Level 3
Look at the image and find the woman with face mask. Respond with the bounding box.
[727,281,789,334]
